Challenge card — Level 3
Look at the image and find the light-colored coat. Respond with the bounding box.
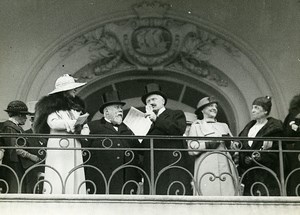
[188,119,239,196]
[43,110,89,194]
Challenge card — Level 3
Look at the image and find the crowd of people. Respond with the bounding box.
[0,74,299,196]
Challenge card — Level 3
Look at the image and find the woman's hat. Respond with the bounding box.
[195,96,218,116]
[141,83,168,105]
[99,90,126,114]
[4,100,32,115]
[252,96,272,115]
[48,74,86,95]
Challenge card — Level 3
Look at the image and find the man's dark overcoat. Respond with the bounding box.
[283,98,300,196]
[86,118,141,194]
[142,109,193,195]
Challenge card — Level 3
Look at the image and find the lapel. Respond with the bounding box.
[148,108,169,132]
[101,118,119,133]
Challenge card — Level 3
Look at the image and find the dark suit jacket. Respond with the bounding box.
[283,111,300,195]
[142,109,193,195]
[86,117,140,194]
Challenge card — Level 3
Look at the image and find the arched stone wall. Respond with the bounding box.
[20,1,283,133]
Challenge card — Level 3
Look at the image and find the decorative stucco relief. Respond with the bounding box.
[58,1,240,87]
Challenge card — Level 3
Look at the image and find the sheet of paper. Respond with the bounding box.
[75,113,89,126]
[123,107,152,143]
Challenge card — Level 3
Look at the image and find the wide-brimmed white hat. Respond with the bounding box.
[48,74,86,95]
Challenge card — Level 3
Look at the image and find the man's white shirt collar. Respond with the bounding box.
[104,118,119,131]
[156,107,166,117]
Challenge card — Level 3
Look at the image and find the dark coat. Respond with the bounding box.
[22,129,47,193]
[1,120,25,193]
[238,117,283,196]
[283,105,300,196]
[142,109,193,195]
[85,117,141,194]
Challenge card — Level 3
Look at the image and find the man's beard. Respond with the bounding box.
[111,115,123,125]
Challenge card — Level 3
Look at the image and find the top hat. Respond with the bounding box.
[4,100,32,115]
[194,96,218,116]
[252,96,272,115]
[48,74,86,95]
[141,83,168,105]
[99,90,126,114]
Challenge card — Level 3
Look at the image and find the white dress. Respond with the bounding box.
[43,110,89,194]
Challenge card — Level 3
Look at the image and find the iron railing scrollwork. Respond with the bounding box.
[0,133,299,196]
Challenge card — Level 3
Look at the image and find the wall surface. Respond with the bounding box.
[0,0,299,122]
[1,195,300,215]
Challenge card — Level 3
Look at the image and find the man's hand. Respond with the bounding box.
[145,105,157,122]
[291,124,299,132]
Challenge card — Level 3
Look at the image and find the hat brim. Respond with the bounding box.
[141,91,168,105]
[4,110,32,115]
[194,101,218,116]
[48,82,86,95]
[99,101,126,114]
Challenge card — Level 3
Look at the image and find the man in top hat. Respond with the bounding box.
[86,90,141,194]
[1,100,40,193]
[141,83,192,195]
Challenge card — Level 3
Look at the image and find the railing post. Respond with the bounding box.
[278,140,286,196]
[150,137,155,195]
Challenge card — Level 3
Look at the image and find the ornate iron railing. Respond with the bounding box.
[0,133,299,196]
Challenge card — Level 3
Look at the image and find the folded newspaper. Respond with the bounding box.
[75,113,89,126]
[123,107,152,142]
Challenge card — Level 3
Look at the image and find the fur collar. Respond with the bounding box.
[33,94,85,134]
[239,117,283,137]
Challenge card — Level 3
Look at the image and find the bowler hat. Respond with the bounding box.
[99,90,126,114]
[195,96,218,116]
[141,83,167,105]
[4,100,32,115]
[48,74,86,95]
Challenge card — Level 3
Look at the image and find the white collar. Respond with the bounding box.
[8,117,19,125]
[156,107,166,117]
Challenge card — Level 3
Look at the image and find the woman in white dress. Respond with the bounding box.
[34,74,89,194]
[188,97,239,196]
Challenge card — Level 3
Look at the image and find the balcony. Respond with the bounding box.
[0,134,300,215]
